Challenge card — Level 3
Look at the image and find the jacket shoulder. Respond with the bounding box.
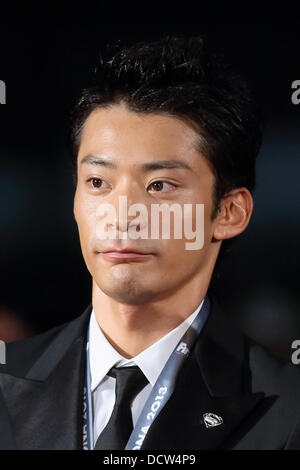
[246,335,300,394]
[0,320,70,376]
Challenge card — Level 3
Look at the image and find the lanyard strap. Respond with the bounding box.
[84,340,94,450]
[83,296,210,450]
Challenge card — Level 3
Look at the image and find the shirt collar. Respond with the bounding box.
[89,299,204,391]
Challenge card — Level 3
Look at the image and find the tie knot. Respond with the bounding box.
[108,365,148,406]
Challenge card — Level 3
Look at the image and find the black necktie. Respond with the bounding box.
[94,365,148,450]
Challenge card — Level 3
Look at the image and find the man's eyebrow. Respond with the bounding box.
[80,155,192,171]
[80,155,117,168]
[140,160,192,172]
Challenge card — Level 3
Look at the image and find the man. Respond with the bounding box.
[1,35,300,450]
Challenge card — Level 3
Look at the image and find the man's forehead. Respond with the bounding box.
[80,105,200,145]
[78,106,204,170]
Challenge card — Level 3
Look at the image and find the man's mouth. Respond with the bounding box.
[98,247,154,261]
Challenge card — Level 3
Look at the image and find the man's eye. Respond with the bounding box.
[148,181,177,192]
[86,177,108,190]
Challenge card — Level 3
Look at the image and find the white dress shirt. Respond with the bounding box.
[89,299,204,446]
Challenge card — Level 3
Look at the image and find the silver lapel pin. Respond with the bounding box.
[203,412,224,428]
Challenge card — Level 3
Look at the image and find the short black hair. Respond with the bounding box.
[69,34,263,274]
[69,34,263,221]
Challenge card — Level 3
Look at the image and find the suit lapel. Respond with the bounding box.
[0,386,16,449]
[0,305,92,450]
[142,299,268,450]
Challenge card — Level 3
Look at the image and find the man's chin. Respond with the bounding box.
[95,279,156,305]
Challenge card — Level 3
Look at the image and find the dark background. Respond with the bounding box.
[0,11,299,359]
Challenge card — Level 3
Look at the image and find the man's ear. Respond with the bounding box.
[212,188,253,241]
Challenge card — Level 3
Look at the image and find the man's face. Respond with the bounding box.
[74,103,218,305]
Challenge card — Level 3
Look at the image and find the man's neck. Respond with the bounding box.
[92,279,209,358]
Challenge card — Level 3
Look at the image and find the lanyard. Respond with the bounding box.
[83,296,210,450]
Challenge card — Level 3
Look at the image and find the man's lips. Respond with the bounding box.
[98,248,154,260]
[101,252,152,259]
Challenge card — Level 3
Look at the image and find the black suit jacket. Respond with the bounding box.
[1,298,300,450]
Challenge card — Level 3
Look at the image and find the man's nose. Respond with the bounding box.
[107,186,147,234]
[112,196,131,233]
